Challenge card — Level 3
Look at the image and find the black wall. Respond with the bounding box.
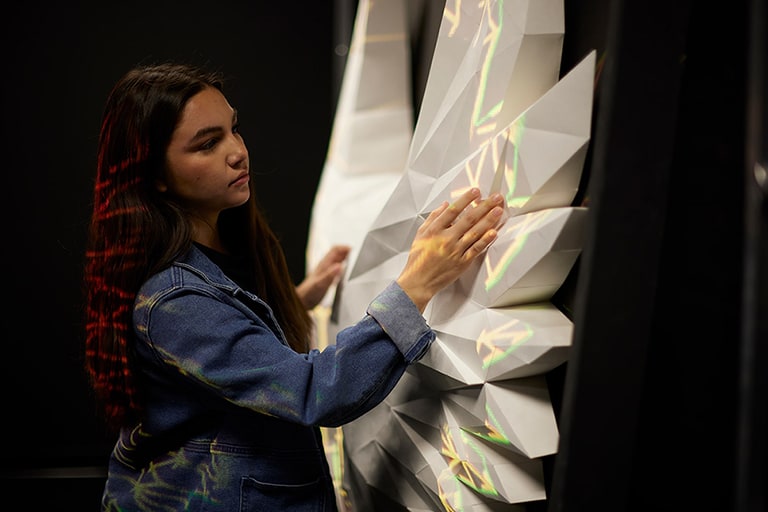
[550,1,764,512]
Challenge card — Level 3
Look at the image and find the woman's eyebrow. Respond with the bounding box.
[186,109,238,145]
[189,110,237,143]
[190,125,224,142]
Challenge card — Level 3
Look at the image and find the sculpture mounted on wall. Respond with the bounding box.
[307,0,597,510]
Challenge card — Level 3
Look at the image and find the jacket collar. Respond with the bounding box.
[174,244,240,292]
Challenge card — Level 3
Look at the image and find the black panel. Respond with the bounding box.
[550,1,753,511]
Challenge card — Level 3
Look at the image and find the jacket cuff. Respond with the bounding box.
[366,281,435,364]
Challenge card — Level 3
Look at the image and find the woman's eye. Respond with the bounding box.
[200,138,218,150]
[232,122,240,134]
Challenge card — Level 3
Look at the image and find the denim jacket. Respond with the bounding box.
[101,245,435,511]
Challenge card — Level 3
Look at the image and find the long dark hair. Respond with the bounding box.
[84,62,312,432]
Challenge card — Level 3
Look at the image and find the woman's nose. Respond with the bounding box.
[227,138,248,168]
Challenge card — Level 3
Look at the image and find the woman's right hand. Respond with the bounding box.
[396,188,504,312]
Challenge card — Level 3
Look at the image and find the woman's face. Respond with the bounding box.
[159,86,251,221]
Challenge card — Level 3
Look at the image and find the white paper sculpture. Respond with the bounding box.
[305,2,417,509]
[307,0,596,510]
[306,0,415,308]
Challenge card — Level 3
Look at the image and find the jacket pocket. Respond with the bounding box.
[240,475,325,512]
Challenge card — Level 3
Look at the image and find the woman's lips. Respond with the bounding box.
[230,172,250,187]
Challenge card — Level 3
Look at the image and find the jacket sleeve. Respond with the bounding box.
[134,280,435,428]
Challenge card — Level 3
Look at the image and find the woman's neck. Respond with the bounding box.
[190,215,227,254]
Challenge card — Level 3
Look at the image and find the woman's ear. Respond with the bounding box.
[155,179,168,193]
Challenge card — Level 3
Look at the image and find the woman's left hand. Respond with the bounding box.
[296,245,351,309]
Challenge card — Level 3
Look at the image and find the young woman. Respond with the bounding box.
[84,62,503,511]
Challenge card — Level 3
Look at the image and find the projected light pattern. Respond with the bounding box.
[307,0,595,510]
[465,208,588,306]
[477,320,534,368]
[85,151,148,424]
[441,424,500,498]
[467,3,505,136]
[102,425,227,511]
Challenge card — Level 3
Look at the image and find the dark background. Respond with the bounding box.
[1,1,764,511]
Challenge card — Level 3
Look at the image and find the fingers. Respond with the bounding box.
[457,196,503,245]
[320,245,351,266]
[435,188,482,229]
[419,189,503,248]
[297,245,351,309]
[395,189,504,312]
[316,246,349,284]
[463,224,500,259]
[312,245,350,277]
[439,190,502,251]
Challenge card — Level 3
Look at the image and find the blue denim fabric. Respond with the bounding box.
[101,245,435,511]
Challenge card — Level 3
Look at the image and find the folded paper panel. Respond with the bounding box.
[481,380,559,457]
[307,0,412,277]
[366,171,434,231]
[484,344,569,380]
[383,412,443,482]
[346,218,419,280]
[496,34,563,126]
[345,372,556,506]
[386,393,549,507]
[524,52,596,137]
[411,0,564,165]
[308,166,403,273]
[394,414,510,512]
[441,378,558,458]
[304,0,597,509]
[354,45,410,115]
[513,143,590,216]
[439,421,546,505]
[437,476,529,512]
[427,300,574,380]
[454,207,587,307]
[523,0,566,33]
[411,1,493,157]
[342,406,395,461]
[513,129,587,195]
[414,335,486,388]
[418,47,597,223]
[419,152,501,214]
[336,109,413,174]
